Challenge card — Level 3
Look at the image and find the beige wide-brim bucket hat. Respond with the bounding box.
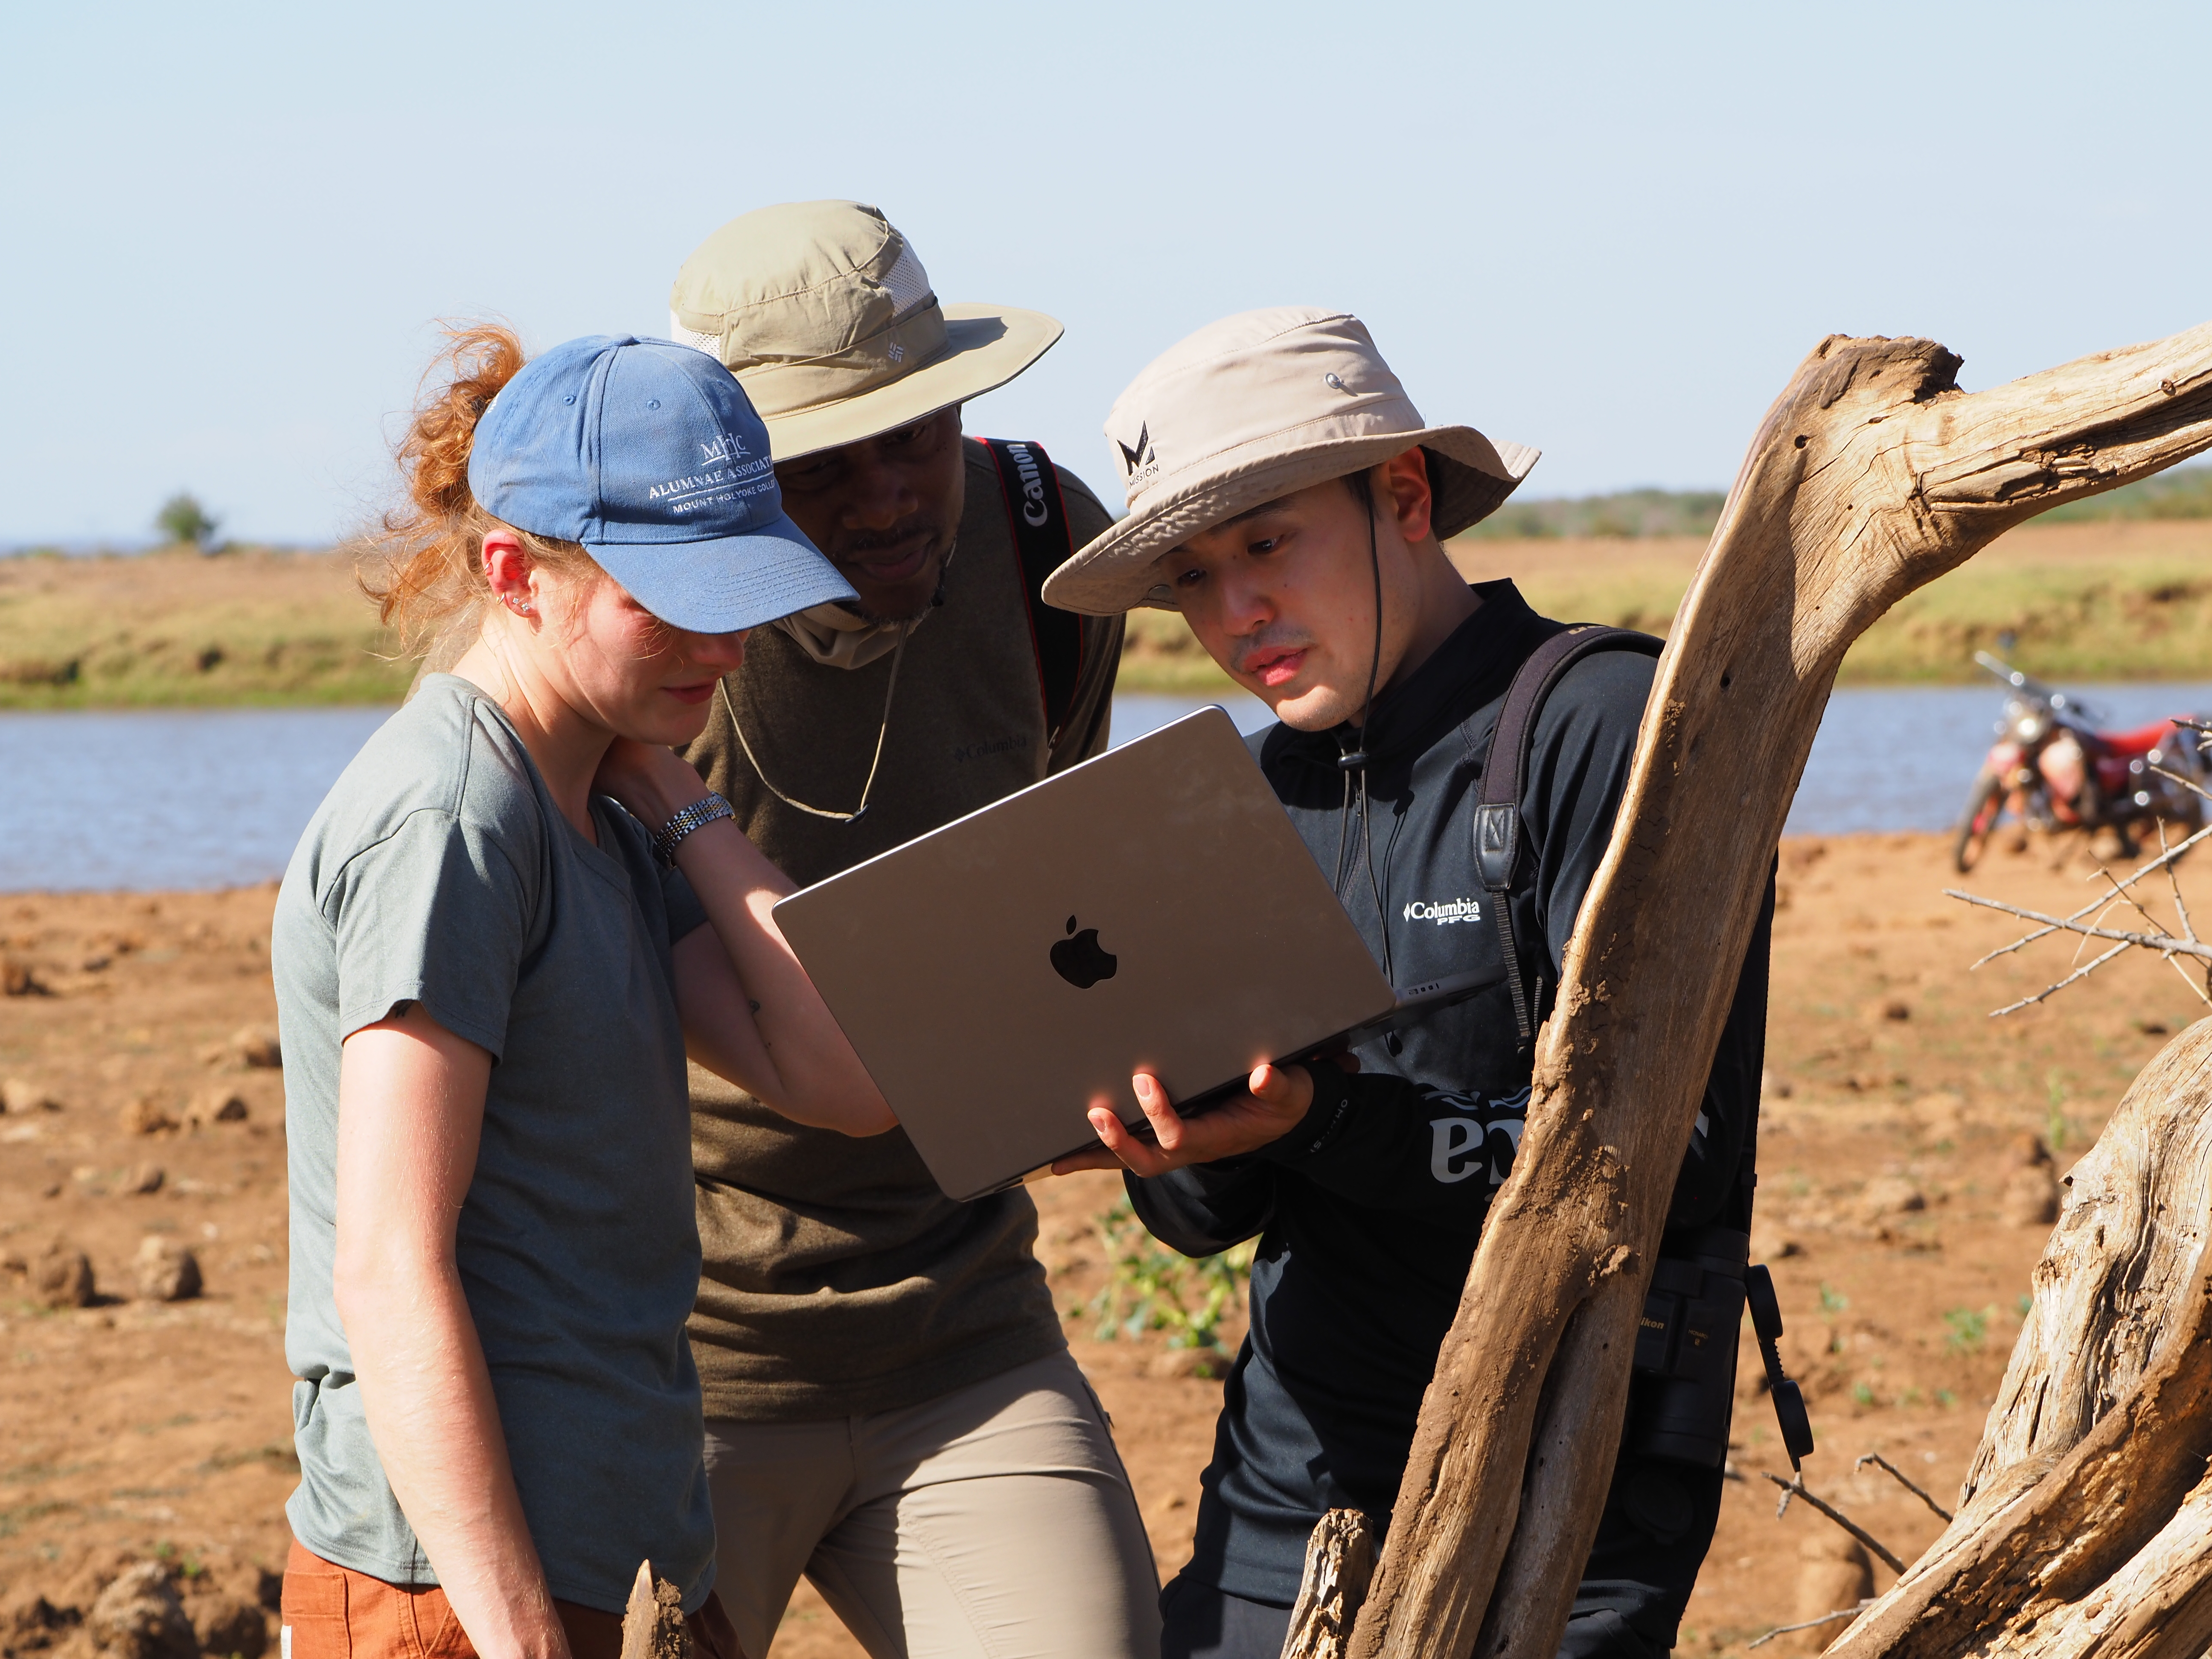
[1042,307,1539,614]
[669,201,1062,463]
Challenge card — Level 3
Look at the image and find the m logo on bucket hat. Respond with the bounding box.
[467,335,856,635]
[1115,422,1158,491]
[1041,307,1542,616]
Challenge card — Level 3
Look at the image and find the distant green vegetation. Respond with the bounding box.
[1122,536,2212,691]
[1463,487,1726,541]
[1831,556,2212,684]
[1510,551,2212,686]
[0,548,412,710]
[7,512,2209,710]
[1455,461,2212,542]
[154,491,221,551]
[2041,461,2212,522]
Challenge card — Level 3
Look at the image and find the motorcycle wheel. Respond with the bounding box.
[1954,771,2004,873]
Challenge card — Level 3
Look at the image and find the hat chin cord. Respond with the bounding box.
[720,626,908,826]
[1331,504,1395,990]
[719,541,954,827]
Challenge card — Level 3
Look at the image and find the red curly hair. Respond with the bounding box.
[356,324,600,657]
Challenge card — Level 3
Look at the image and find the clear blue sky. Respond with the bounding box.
[4,2,2207,545]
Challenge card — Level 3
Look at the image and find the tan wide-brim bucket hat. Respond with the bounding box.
[669,201,1062,463]
[1041,307,1539,614]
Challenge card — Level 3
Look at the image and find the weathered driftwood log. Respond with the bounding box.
[619,1560,690,1659]
[1825,1015,2212,1659]
[1345,322,2212,1659]
[1281,1510,1380,1659]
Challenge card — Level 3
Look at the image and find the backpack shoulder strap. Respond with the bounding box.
[1473,624,1665,1046]
[975,436,1084,746]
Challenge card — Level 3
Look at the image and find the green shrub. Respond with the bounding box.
[1084,1198,1255,1352]
[1944,1306,1991,1354]
[155,492,221,550]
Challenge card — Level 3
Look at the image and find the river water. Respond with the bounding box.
[4,684,2209,893]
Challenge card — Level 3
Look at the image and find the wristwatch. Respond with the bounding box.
[651,793,736,867]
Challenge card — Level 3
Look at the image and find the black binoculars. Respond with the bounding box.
[1628,1225,1816,1471]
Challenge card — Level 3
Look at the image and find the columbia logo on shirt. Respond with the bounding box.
[1403,897,1482,924]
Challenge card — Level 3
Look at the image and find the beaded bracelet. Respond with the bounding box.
[651,793,736,868]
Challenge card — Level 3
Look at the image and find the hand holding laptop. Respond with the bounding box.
[1051,1053,1363,1178]
[768,710,1407,1202]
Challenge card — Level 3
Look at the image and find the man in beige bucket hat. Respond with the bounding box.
[1046,309,1773,1659]
[663,201,1150,1659]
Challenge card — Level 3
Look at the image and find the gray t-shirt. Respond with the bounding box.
[273,674,716,1613]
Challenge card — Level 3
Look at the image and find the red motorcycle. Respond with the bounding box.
[1953,653,2208,873]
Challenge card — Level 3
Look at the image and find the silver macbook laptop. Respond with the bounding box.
[772,707,1491,1202]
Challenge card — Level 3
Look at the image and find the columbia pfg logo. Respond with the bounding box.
[1403,897,1482,924]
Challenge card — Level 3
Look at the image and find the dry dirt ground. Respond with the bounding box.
[4,831,2208,1656]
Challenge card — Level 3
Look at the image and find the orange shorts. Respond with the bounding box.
[280,1540,742,1659]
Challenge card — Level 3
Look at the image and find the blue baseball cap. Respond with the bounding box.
[467,334,857,633]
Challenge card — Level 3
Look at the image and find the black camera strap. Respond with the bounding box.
[975,437,1085,749]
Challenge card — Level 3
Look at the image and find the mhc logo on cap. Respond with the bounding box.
[468,334,856,634]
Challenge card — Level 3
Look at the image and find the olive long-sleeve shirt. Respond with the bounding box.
[676,439,1123,1420]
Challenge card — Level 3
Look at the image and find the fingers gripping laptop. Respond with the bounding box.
[772,708,1493,1201]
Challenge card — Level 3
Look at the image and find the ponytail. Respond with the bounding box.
[357,324,597,656]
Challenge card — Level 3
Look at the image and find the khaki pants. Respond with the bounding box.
[704,1351,1160,1659]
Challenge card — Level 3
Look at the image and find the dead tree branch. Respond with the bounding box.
[1944,893,2212,960]
[1854,1454,1954,1524]
[618,1561,689,1659]
[1826,1016,2212,1659]
[1346,320,2212,1659]
[1280,1511,1378,1659]
[2156,821,2197,946]
[1965,820,2212,969]
[1765,1472,1909,1574]
[1947,872,2212,1014]
[1747,1603,1875,1650]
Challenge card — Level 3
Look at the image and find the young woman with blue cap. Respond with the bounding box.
[272,327,892,1659]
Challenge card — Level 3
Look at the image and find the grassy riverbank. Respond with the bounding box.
[5,521,2211,710]
[0,547,410,708]
[1122,518,2212,693]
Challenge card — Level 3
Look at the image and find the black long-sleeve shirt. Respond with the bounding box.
[1130,582,1768,1641]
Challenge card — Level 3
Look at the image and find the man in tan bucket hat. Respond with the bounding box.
[663,202,1151,1659]
[1047,309,1772,1659]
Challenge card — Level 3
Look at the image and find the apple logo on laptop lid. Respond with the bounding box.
[1051,915,1118,990]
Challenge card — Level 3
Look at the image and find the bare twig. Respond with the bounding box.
[1952,799,2212,1013]
[1746,1603,1875,1650]
[2158,819,2197,945]
[1988,940,2134,1016]
[1944,891,2212,962]
[1853,1453,1953,1522]
[1963,819,2212,968]
[2093,864,2169,940]
[2166,951,2212,1008]
[2150,761,2212,808]
[1763,1472,1908,1574]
